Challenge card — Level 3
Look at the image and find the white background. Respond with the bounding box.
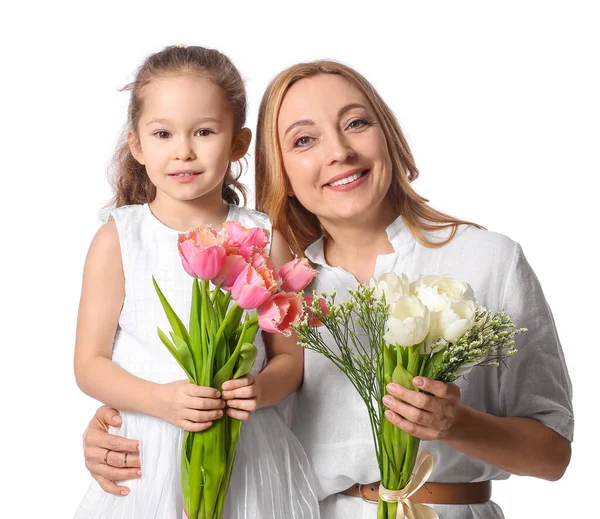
[1,1,598,517]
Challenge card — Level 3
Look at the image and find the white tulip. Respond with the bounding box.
[370,273,410,305]
[414,283,451,312]
[384,295,430,347]
[414,275,475,302]
[441,300,477,342]
[421,310,448,355]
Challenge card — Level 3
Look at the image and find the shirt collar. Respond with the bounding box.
[304,215,411,267]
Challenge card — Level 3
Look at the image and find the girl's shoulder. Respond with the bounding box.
[106,203,145,225]
[229,205,271,231]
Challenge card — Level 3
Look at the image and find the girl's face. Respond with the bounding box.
[277,74,393,226]
[129,74,248,204]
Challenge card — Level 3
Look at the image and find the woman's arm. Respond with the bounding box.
[384,377,571,481]
[74,221,223,430]
[222,229,304,418]
[82,406,141,495]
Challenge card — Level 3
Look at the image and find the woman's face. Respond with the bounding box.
[277,74,393,226]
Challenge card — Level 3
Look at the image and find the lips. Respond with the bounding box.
[168,171,201,177]
[325,169,369,187]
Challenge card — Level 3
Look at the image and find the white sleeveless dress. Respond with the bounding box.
[74,203,320,519]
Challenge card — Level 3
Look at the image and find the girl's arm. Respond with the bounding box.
[74,221,223,431]
[222,229,304,419]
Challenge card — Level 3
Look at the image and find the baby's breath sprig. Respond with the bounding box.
[423,309,526,382]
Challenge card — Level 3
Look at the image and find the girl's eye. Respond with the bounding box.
[195,129,213,137]
[347,118,370,130]
[155,130,170,139]
[294,136,314,148]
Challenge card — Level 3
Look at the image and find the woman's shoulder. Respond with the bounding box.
[453,224,518,256]
[422,223,521,271]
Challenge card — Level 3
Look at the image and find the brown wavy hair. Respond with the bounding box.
[108,45,247,209]
[255,60,482,258]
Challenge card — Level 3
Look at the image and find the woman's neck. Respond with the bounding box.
[149,191,230,232]
[321,204,397,284]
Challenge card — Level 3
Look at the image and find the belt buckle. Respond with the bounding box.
[358,483,379,504]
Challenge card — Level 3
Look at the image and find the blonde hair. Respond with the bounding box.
[109,45,247,209]
[255,60,482,258]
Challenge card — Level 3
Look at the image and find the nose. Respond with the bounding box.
[173,136,196,161]
[325,130,355,165]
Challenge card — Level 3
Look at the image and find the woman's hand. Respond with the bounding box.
[154,380,225,431]
[83,405,141,496]
[221,375,259,421]
[383,376,462,441]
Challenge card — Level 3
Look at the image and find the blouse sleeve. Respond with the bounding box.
[497,243,574,441]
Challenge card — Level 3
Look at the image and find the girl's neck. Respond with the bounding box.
[321,202,397,284]
[149,191,230,232]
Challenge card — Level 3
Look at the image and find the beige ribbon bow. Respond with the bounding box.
[378,451,439,519]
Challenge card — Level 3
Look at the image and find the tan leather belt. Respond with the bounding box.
[340,480,491,505]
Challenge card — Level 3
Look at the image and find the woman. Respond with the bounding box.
[82,60,573,518]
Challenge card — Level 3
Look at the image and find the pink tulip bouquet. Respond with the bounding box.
[153,221,316,519]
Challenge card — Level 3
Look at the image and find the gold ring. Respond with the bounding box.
[104,449,110,465]
[124,452,128,467]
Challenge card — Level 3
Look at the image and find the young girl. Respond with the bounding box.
[73,46,319,519]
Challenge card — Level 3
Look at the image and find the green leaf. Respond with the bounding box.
[423,349,445,379]
[153,276,190,345]
[170,332,198,383]
[392,362,415,391]
[212,321,255,389]
[233,342,258,379]
[189,278,202,378]
[406,344,421,376]
[383,343,395,376]
[240,320,259,345]
[157,328,194,381]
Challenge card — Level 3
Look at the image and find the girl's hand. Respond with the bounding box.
[221,375,259,421]
[383,377,463,441]
[83,405,141,496]
[155,380,225,432]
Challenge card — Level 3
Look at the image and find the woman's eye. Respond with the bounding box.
[195,129,213,137]
[347,119,370,130]
[155,130,170,139]
[294,136,314,147]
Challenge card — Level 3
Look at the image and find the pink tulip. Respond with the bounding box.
[231,264,278,309]
[304,296,329,327]
[223,221,270,259]
[258,292,303,336]
[212,254,249,291]
[178,228,227,280]
[278,258,317,292]
[248,250,280,279]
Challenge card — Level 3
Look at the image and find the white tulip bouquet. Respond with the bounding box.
[294,273,526,519]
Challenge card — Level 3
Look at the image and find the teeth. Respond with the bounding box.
[329,171,365,187]
[174,173,196,177]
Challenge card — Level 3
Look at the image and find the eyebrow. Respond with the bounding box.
[284,119,314,136]
[145,117,221,126]
[283,103,369,136]
[338,103,368,116]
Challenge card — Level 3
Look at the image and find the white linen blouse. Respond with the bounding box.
[290,216,573,519]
